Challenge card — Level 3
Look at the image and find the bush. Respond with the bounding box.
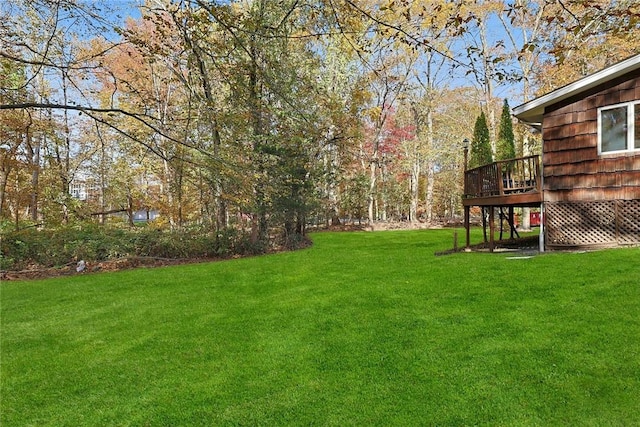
[0,223,270,271]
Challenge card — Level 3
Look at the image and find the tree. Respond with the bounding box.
[3,0,639,237]
[314,33,364,227]
[456,0,504,150]
[470,111,492,169]
[408,2,456,224]
[0,57,29,222]
[359,46,414,224]
[535,0,640,91]
[495,99,515,161]
[431,86,481,220]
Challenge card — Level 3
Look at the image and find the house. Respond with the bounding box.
[69,170,163,224]
[69,174,99,202]
[464,53,640,250]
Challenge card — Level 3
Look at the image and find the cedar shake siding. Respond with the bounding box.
[541,68,640,248]
[513,55,640,249]
[542,68,640,204]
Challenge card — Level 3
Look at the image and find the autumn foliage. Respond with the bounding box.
[1,0,638,259]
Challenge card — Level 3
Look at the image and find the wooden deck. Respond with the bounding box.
[463,155,543,251]
[463,155,542,207]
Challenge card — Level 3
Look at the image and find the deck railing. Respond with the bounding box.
[464,155,541,199]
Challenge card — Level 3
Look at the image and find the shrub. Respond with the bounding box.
[0,223,272,271]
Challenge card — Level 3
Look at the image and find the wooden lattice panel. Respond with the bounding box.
[617,199,640,244]
[546,201,617,247]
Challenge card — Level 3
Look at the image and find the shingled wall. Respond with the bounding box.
[542,68,640,247]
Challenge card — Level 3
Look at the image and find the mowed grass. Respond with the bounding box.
[2,229,640,426]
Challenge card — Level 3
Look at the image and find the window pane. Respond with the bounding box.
[601,106,627,152]
[635,105,640,149]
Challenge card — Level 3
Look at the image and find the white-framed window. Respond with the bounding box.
[598,101,640,154]
[69,182,87,200]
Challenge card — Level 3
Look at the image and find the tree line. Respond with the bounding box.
[1,0,639,249]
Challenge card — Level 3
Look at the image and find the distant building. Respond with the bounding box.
[133,209,161,222]
[69,175,99,202]
[69,170,162,223]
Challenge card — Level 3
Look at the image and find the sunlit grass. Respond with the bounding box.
[2,229,639,425]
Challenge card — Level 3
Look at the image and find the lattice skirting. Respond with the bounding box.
[546,200,640,247]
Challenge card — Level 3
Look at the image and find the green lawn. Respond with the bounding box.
[2,229,639,426]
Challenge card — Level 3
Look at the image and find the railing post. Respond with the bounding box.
[535,156,542,192]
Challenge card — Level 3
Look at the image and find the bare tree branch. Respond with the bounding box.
[0,102,226,165]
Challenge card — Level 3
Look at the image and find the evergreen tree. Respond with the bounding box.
[496,99,516,160]
[470,111,493,168]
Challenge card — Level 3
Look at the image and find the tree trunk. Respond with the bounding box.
[248,0,269,245]
[127,191,134,227]
[162,157,175,228]
[25,118,41,223]
[409,152,420,223]
[0,157,10,218]
[324,144,340,226]
[211,119,227,231]
[368,153,378,224]
[408,102,421,223]
[425,107,435,223]
[479,19,496,155]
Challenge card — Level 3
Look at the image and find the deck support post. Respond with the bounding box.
[489,206,495,252]
[509,207,515,239]
[482,207,488,242]
[464,205,470,249]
